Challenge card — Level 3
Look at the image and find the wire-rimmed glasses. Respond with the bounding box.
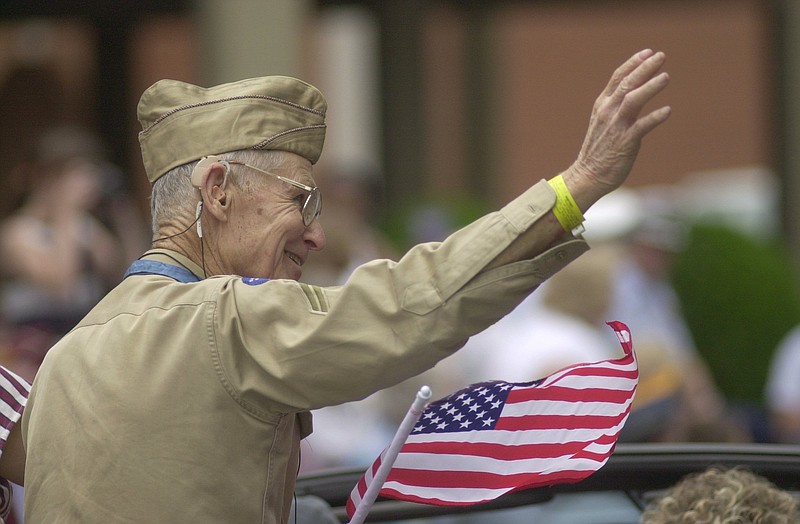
[226,160,321,226]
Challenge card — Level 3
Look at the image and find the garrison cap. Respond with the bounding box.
[137,76,327,184]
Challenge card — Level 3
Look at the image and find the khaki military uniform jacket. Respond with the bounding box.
[22,180,587,523]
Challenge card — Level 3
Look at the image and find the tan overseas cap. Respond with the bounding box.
[137,76,327,184]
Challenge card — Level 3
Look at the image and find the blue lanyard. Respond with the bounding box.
[124,260,201,283]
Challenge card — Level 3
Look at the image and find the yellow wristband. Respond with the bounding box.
[548,174,585,234]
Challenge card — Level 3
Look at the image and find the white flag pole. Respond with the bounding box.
[348,385,432,524]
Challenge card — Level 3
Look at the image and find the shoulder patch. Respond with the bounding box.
[242,277,269,285]
[299,283,329,313]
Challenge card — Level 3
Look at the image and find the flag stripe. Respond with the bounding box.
[403,421,630,446]
[380,467,605,505]
[398,433,621,460]
[507,386,635,404]
[389,450,615,476]
[501,397,633,417]
[495,412,630,431]
[387,456,611,489]
[538,360,636,387]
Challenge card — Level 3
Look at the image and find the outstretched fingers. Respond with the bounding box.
[612,51,671,141]
[602,51,668,114]
[601,49,656,99]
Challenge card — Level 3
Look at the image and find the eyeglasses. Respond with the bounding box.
[226,160,321,226]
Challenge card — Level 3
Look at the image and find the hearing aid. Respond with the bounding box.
[191,155,230,188]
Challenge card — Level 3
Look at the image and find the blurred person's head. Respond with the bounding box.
[626,190,687,279]
[583,186,687,279]
[640,466,800,523]
[628,215,686,279]
[22,126,109,212]
[542,245,620,325]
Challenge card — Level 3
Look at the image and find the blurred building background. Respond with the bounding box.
[0,0,785,237]
[3,0,800,465]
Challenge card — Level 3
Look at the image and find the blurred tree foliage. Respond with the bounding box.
[672,222,800,404]
[380,193,491,253]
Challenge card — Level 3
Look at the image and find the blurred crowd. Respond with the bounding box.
[0,125,150,382]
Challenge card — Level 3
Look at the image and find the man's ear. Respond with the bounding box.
[191,156,230,223]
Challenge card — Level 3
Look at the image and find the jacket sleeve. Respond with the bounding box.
[211,180,589,414]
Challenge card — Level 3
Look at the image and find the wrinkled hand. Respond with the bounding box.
[564,49,671,209]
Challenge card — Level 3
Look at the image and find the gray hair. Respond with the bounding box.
[149,149,289,235]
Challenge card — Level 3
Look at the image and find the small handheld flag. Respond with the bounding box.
[346,321,637,518]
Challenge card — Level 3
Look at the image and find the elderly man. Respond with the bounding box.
[22,49,670,523]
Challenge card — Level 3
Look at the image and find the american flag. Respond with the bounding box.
[0,365,30,523]
[346,321,638,516]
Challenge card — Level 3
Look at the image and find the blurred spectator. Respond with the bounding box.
[765,325,800,443]
[0,126,148,380]
[603,189,748,442]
